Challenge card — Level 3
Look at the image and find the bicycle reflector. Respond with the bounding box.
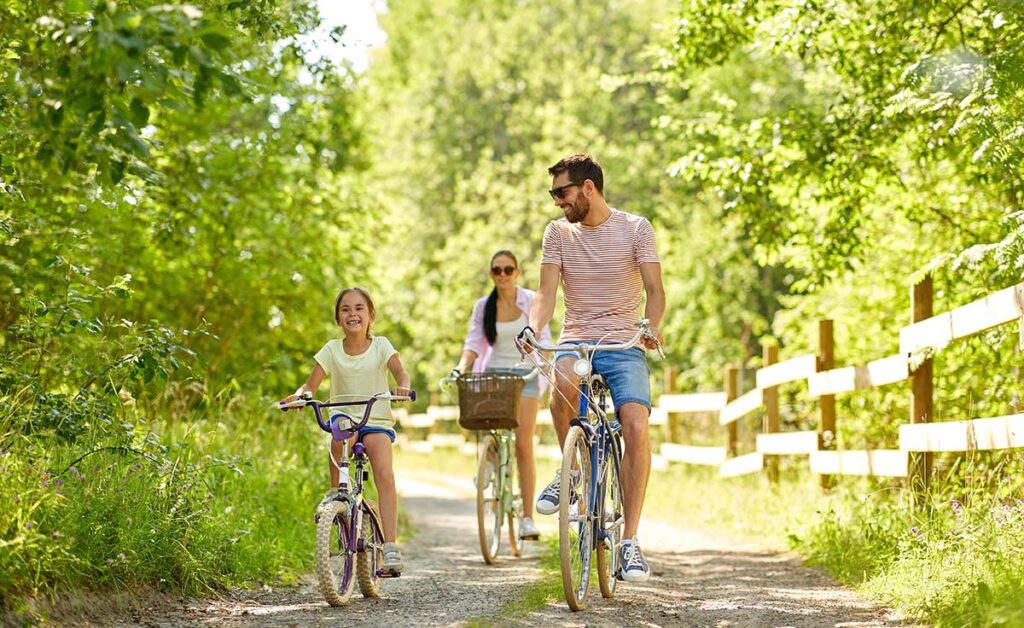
[573,358,592,377]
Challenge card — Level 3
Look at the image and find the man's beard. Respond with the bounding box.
[564,195,590,223]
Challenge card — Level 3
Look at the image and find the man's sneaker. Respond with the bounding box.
[535,472,579,515]
[382,542,403,574]
[618,542,651,582]
[519,517,541,540]
[535,473,561,515]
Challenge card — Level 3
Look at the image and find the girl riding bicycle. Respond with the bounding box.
[453,250,552,541]
[281,286,411,574]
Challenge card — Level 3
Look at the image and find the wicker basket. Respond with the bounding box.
[456,372,524,430]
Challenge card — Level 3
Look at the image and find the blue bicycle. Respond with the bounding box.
[518,320,661,611]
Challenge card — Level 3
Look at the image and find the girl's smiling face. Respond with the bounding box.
[337,290,374,338]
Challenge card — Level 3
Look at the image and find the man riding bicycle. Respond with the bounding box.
[522,153,665,582]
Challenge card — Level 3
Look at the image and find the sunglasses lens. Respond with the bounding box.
[491,267,502,275]
[504,266,516,275]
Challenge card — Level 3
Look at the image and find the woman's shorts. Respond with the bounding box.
[484,366,542,400]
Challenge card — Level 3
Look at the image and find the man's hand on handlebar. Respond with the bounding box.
[516,326,537,354]
[642,326,664,351]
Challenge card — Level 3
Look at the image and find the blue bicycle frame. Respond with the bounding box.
[571,375,623,553]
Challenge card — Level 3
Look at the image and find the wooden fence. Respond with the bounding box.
[393,275,1024,491]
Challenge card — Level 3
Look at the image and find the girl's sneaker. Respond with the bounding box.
[382,542,403,574]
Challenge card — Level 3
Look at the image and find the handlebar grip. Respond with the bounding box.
[409,390,417,402]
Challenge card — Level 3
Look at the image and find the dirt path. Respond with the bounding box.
[114,473,906,627]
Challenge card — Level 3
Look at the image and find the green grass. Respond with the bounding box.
[0,392,419,623]
[466,537,563,626]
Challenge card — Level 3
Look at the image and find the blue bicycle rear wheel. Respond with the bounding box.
[597,430,624,598]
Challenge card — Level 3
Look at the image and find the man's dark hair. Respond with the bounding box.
[548,153,604,194]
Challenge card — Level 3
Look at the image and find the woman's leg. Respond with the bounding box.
[515,397,539,518]
[363,433,398,542]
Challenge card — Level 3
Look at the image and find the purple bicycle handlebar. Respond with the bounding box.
[281,391,415,440]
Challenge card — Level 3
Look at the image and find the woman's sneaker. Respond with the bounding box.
[618,541,651,582]
[519,517,541,540]
[382,542,403,574]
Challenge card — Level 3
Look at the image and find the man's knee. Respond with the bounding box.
[619,403,650,446]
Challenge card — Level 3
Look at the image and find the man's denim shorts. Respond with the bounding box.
[485,366,541,400]
[554,344,651,414]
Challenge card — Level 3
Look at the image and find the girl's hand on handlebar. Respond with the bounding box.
[278,390,312,411]
[278,394,303,411]
[392,386,412,398]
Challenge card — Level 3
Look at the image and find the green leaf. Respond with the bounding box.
[199,30,232,51]
[129,97,149,127]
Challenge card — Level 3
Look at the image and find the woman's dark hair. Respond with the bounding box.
[484,250,518,345]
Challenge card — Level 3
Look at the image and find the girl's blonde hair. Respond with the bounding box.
[334,286,376,339]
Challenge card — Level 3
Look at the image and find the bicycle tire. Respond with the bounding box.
[506,444,524,557]
[357,501,386,597]
[596,431,624,598]
[315,499,355,606]
[559,425,593,611]
[476,434,502,564]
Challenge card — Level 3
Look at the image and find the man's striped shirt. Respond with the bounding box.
[541,208,660,344]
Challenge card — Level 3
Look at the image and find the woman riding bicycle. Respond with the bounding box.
[452,250,552,542]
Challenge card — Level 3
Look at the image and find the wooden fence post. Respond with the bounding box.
[818,319,836,489]
[663,365,680,443]
[762,343,780,483]
[910,275,934,501]
[725,365,739,457]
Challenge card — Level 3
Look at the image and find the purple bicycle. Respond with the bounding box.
[278,390,415,606]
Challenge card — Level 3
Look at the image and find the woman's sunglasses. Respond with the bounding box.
[491,266,517,276]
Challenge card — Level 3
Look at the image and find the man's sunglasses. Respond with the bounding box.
[548,181,581,200]
[491,266,517,276]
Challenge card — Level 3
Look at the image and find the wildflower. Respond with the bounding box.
[54,479,65,488]
[106,558,115,567]
[118,552,126,562]
[951,500,963,516]
[69,466,79,477]
[23,521,36,530]
[52,531,62,540]
[909,526,921,538]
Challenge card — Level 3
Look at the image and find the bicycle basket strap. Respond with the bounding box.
[456,372,524,430]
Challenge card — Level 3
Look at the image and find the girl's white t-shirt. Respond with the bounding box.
[314,336,397,428]
[487,313,527,369]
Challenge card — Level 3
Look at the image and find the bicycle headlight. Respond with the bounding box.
[573,358,592,377]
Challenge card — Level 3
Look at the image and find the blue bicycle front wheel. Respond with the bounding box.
[559,425,594,611]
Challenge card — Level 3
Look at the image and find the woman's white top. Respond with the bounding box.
[487,313,527,369]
